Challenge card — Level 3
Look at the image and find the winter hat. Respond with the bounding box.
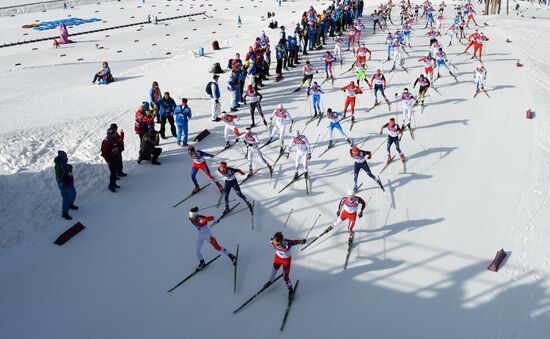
[57,150,67,159]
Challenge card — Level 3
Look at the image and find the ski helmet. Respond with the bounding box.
[351,147,359,155]
[327,108,333,113]
[347,190,355,197]
[277,104,283,110]
[404,88,409,92]
[294,129,300,137]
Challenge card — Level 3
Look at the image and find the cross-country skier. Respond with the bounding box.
[243,127,273,176]
[434,47,455,79]
[188,146,224,193]
[391,38,405,70]
[285,129,311,180]
[418,53,435,82]
[399,88,415,130]
[321,51,336,81]
[474,63,487,94]
[355,61,372,89]
[268,104,294,151]
[370,69,391,106]
[243,85,267,127]
[385,32,394,62]
[472,32,488,61]
[333,36,343,63]
[263,232,306,296]
[296,61,317,90]
[347,26,357,52]
[307,82,324,116]
[326,108,352,145]
[188,207,236,270]
[463,30,480,54]
[340,81,363,118]
[218,162,253,214]
[218,112,241,147]
[330,190,367,239]
[350,146,383,191]
[356,43,372,65]
[413,74,431,106]
[380,118,405,163]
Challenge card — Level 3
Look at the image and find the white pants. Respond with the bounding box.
[248,74,255,89]
[475,76,485,89]
[295,149,308,172]
[270,123,287,146]
[224,123,239,142]
[211,99,221,120]
[334,45,342,62]
[393,49,402,64]
[248,146,269,169]
[402,104,413,125]
[195,229,228,261]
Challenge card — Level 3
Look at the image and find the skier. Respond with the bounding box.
[333,35,343,63]
[418,53,435,82]
[434,47,455,79]
[296,61,317,90]
[390,38,405,70]
[413,74,431,105]
[218,162,253,214]
[54,150,78,220]
[370,69,391,107]
[285,129,311,180]
[474,63,487,94]
[243,85,267,127]
[340,81,363,119]
[472,32,488,61]
[188,207,236,270]
[346,26,356,52]
[465,6,478,27]
[331,190,367,239]
[463,30,480,54]
[206,75,222,122]
[326,108,352,144]
[307,82,324,116]
[399,88,415,130]
[385,32,394,62]
[355,61,372,90]
[353,19,366,43]
[321,51,336,81]
[218,112,241,147]
[243,127,273,176]
[350,146,383,191]
[187,146,224,193]
[380,117,405,163]
[355,43,372,65]
[263,232,306,296]
[174,98,192,147]
[268,104,294,151]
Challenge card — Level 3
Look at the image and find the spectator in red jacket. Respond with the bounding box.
[135,102,156,142]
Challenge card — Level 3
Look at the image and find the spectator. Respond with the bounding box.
[149,81,162,123]
[101,126,124,192]
[138,130,162,165]
[227,70,239,112]
[154,92,177,139]
[92,61,114,85]
[108,123,126,177]
[174,98,192,147]
[54,150,77,220]
[206,75,221,121]
[135,102,156,142]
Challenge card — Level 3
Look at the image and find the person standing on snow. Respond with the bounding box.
[149,81,162,123]
[154,92,177,139]
[206,75,221,122]
[108,123,127,177]
[135,102,156,143]
[101,126,124,192]
[174,98,192,147]
[188,207,237,270]
[263,232,306,297]
[54,150,78,220]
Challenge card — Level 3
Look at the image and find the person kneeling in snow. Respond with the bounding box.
[92,61,114,85]
[138,130,162,165]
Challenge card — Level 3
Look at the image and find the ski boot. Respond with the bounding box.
[328,140,333,148]
[400,153,406,162]
[385,98,391,105]
[268,165,273,176]
[247,201,253,213]
[304,171,309,180]
[374,99,379,106]
[346,138,352,145]
[248,169,254,177]
[386,154,392,163]
[192,185,201,194]
[216,182,224,192]
[351,116,355,123]
[407,123,411,130]
[225,141,231,147]
[266,137,273,144]
[348,231,355,240]
[279,146,285,154]
[263,280,273,289]
[263,119,268,127]
[353,184,358,192]
[228,253,237,266]
[223,205,231,215]
[137,157,142,165]
[196,260,206,270]
[287,284,294,298]
[293,172,299,180]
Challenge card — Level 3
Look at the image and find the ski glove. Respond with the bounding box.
[307,153,311,160]
[358,211,363,218]
[285,152,290,158]
[336,210,341,217]
[301,239,307,244]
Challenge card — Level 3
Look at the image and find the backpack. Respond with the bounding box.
[205,82,213,96]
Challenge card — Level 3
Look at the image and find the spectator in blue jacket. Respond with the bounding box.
[227,70,239,112]
[54,150,77,220]
[174,98,192,146]
[154,92,177,139]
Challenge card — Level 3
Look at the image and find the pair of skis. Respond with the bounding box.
[168,244,240,293]
[473,88,490,98]
[172,183,212,207]
[233,275,299,331]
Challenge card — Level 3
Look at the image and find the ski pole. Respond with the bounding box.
[303,214,321,241]
[200,199,236,211]
[371,138,386,156]
[282,209,294,231]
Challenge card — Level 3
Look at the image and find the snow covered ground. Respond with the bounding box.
[1,0,550,338]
